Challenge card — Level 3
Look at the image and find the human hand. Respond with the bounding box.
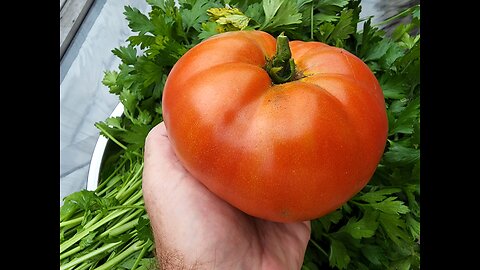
[143,122,311,269]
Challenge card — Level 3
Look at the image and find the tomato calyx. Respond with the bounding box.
[264,32,298,84]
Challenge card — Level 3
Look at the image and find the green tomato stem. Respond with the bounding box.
[265,32,296,84]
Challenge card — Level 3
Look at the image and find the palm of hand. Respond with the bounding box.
[143,123,311,269]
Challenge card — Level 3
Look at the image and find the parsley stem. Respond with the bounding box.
[123,187,144,205]
[59,246,82,261]
[60,198,143,253]
[371,4,419,28]
[98,208,144,239]
[115,163,144,202]
[83,212,103,230]
[309,239,328,257]
[97,175,123,196]
[95,123,128,151]
[119,180,143,204]
[60,216,83,228]
[76,261,93,270]
[92,240,146,270]
[108,219,139,237]
[60,241,122,270]
[131,240,152,270]
[310,3,314,40]
[94,126,142,158]
[95,158,128,193]
[108,204,145,211]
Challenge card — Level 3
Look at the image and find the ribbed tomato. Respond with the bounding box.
[162,30,388,222]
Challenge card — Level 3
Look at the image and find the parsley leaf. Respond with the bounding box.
[124,6,155,35]
[379,73,409,100]
[60,199,79,222]
[259,0,302,31]
[128,34,156,50]
[104,116,125,131]
[329,238,350,269]
[378,212,411,247]
[79,232,98,249]
[388,97,420,135]
[316,0,349,10]
[356,19,383,59]
[62,190,100,211]
[384,142,420,166]
[244,2,264,26]
[362,38,391,62]
[328,9,355,46]
[102,71,121,94]
[112,46,138,65]
[198,21,219,40]
[361,244,387,266]
[338,209,379,239]
[135,56,163,87]
[316,9,355,47]
[119,89,137,116]
[180,0,215,32]
[368,197,410,215]
[379,42,404,69]
[317,209,343,232]
[353,187,402,203]
[136,216,154,242]
[121,124,152,151]
[215,12,251,30]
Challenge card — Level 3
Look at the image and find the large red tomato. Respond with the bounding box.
[162,30,388,222]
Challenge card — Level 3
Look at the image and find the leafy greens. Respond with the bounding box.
[60,0,420,269]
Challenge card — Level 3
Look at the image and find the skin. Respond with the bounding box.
[162,30,388,222]
[143,122,311,269]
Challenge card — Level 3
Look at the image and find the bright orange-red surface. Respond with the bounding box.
[162,30,388,222]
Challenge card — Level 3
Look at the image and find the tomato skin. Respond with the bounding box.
[162,30,388,222]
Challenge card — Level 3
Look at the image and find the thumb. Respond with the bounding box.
[142,122,190,202]
[143,121,177,171]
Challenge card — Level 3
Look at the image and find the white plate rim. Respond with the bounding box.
[86,102,124,191]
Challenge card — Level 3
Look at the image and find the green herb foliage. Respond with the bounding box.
[60,1,420,269]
